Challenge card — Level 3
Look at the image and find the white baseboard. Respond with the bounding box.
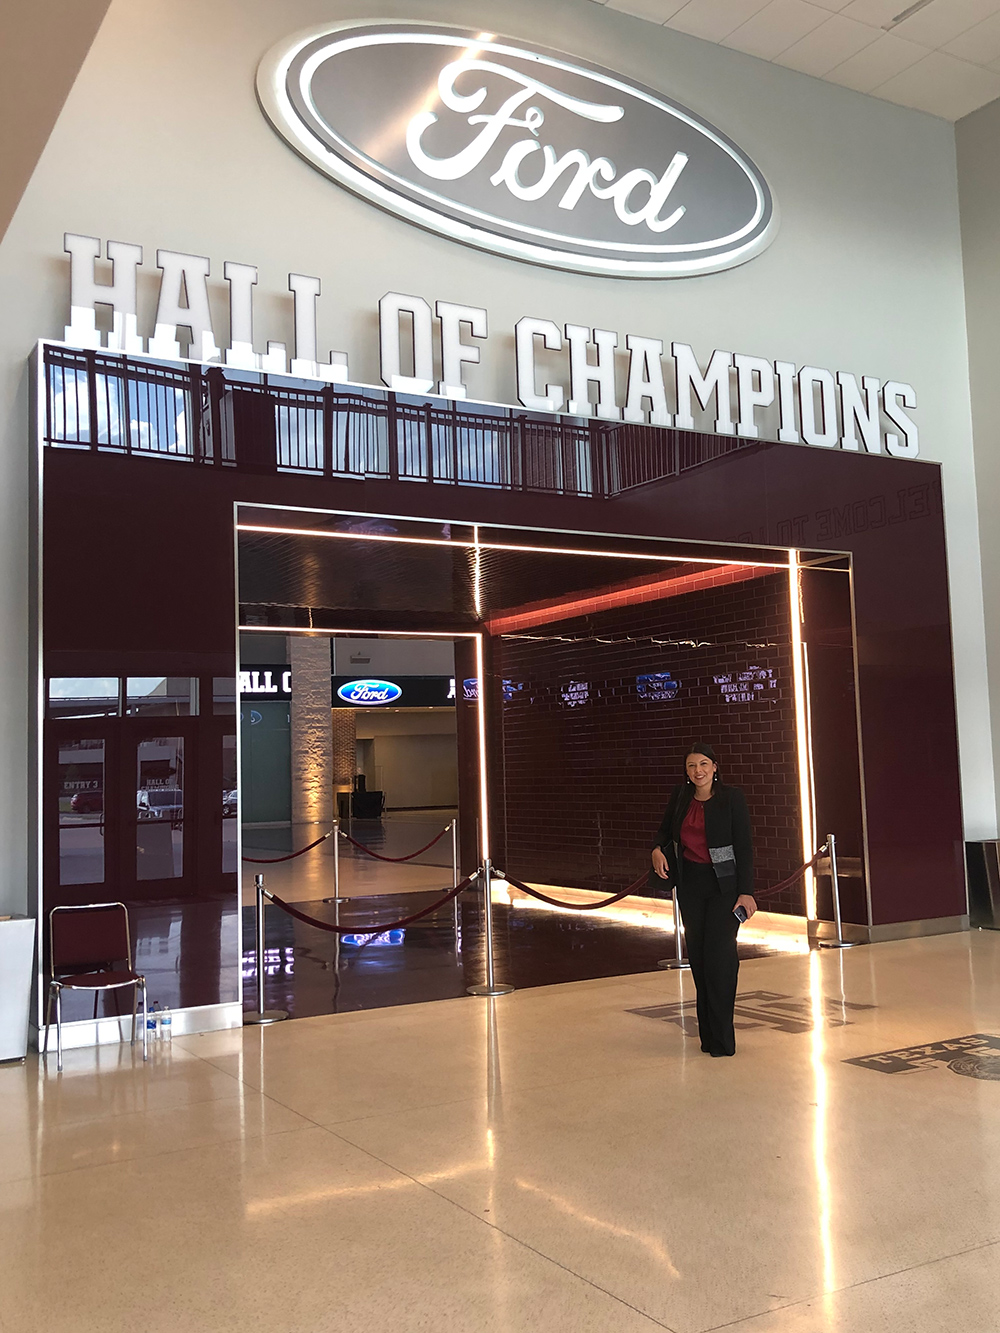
[33,1001,242,1053]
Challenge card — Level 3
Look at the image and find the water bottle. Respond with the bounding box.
[160,1006,172,1042]
[146,1005,159,1042]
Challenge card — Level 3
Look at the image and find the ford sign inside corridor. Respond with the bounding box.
[257,23,776,277]
[336,679,403,706]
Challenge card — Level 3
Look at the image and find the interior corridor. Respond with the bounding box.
[3,931,999,1333]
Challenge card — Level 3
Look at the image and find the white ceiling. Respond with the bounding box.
[591,0,1000,119]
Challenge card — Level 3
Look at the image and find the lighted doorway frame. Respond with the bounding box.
[237,520,823,920]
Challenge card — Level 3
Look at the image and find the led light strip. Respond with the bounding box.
[789,550,817,919]
[236,521,789,569]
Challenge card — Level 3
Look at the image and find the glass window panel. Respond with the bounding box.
[126,677,195,717]
[58,739,105,884]
[222,733,237,874]
[48,677,119,719]
[136,736,184,880]
[213,676,236,716]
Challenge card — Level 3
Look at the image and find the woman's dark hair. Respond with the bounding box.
[685,743,720,783]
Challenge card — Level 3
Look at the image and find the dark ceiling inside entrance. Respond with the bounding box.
[235,508,794,632]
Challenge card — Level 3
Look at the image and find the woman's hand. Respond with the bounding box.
[651,847,670,880]
[736,894,757,920]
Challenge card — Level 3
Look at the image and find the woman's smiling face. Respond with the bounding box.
[686,752,717,791]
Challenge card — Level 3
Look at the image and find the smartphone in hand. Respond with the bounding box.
[733,904,748,923]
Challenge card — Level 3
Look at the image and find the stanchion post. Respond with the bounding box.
[658,886,691,970]
[819,832,858,949]
[323,820,345,907]
[244,874,288,1025]
[451,819,461,945]
[333,818,340,900]
[467,859,514,997]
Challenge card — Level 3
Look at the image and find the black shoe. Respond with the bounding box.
[710,1049,735,1058]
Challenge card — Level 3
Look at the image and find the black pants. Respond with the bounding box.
[677,859,740,1056]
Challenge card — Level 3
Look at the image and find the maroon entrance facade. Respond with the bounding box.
[39,343,966,1024]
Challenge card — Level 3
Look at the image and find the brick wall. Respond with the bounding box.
[491,572,804,912]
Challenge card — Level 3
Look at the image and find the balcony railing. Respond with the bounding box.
[43,344,752,498]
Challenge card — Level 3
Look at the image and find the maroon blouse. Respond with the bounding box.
[680,798,713,864]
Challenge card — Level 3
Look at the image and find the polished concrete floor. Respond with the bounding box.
[4,931,1000,1331]
[241,813,460,905]
[241,813,798,1016]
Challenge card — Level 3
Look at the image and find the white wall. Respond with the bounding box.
[331,638,455,677]
[0,0,995,910]
[355,710,459,808]
[957,100,1000,840]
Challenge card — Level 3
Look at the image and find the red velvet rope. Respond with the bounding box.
[754,845,828,901]
[501,869,651,911]
[338,824,452,863]
[503,844,829,912]
[262,873,477,935]
[243,829,334,864]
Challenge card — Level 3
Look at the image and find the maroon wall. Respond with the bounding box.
[43,424,966,933]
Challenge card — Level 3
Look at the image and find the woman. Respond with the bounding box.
[651,744,756,1058]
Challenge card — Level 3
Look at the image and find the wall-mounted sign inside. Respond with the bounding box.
[333,676,456,707]
[714,666,778,705]
[256,23,776,279]
[561,681,590,708]
[239,667,292,699]
[336,678,404,706]
[636,672,680,701]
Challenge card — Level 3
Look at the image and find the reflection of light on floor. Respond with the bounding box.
[809,950,836,1300]
[515,1178,680,1278]
[241,946,294,980]
[245,1156,489,1218]
[341,929,406,947]
[493,883,810,954]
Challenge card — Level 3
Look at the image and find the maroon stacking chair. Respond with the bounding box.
[43,902,148,1072]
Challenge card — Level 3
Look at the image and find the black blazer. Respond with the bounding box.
[653,783,754,897]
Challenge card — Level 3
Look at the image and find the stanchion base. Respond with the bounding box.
[467,983,515,996]
[818,941,859,949]
[243,1010,289,1025]
[657,959,691,970]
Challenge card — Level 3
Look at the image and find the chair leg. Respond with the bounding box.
[55,986,63,1073]
[140,978,148,1062]
[131,983,139,1048]
[43,984,54,1056]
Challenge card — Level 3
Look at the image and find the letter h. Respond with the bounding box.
[64,233,143,351]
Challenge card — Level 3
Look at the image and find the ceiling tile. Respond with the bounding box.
[722,0,829,59]
[666,0,772,42]
[945,11,1000,66]
[893,0,1000,47]
[824,29,927,89]
[839,1,902,26]
[874,48,1000,117]
[604,0,689,21]
[775,13,882,74]
[807,0,856,9]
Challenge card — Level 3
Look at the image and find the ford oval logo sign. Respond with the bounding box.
[257,23,776,278]
[337,679,403,706]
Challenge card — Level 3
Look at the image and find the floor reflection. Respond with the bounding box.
[242,890,785,1018]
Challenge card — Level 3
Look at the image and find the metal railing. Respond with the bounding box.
[43,345,755,498]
